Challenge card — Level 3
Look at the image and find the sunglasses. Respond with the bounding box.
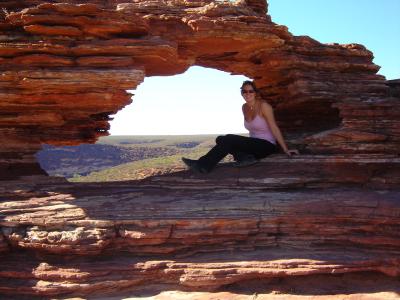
[241,89,255,94]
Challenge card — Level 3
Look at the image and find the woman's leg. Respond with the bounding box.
[229,135,278,159]
[198,134,277,172]
[197,135,236,172]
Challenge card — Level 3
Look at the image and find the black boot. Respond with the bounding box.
[182,157,209,173]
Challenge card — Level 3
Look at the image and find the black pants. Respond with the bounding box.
[198,134,278,172]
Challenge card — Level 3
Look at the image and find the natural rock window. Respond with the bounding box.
[35,66,249,179]
[109,66,249,135]
[1,1,400,299]
[0,1,398,172]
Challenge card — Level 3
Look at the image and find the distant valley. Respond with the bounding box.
[36,135,224,181]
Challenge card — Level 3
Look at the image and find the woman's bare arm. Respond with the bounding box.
[260,102,299,156]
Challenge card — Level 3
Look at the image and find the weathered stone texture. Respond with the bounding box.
[1,0,400,298]
[0,168,399,296]
[1,0,399,179]
[388,79,400,98]
[0,158,400,297]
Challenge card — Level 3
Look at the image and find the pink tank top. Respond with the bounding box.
[244,114,276,144]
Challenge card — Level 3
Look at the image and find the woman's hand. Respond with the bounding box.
[285,149,299,157]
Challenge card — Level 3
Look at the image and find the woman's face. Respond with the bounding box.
[241,84,256,103]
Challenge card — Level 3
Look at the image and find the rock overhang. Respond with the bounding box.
[0,0,399,176]
[0,2,400,297]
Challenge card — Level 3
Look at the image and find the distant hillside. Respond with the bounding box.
[36,135,224,179]
[69,149,209,182]
[36,144,180,178]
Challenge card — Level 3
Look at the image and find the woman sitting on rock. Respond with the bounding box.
[182,80,299,173]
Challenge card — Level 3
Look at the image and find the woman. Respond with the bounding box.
[182,80,299,173]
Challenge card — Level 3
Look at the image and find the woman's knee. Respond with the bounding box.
[216,134,236,144]
[216,135,227,145]
[226,134,238,140]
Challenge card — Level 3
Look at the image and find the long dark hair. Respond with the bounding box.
[240,80,258,93]
[241,80,262,114]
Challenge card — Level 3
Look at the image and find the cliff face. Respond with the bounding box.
[0,1,400,299]
[1,156,400,298]
[0,0,399,179]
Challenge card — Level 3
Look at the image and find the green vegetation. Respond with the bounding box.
[97,134,219,148]
[68,148,209,182]
[43,134,249,182]
[68,134,243,182]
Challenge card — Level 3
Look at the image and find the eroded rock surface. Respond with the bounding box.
[1,156,400,298]
[1,0,399,179]
[1,0,400,298]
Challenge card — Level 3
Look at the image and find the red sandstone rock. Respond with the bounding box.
[1,0,398,179]
[0,168,399,297]
[1,0,400,298]
[24,24,83,36]
[305,99,400,153]
[1,156,400,256]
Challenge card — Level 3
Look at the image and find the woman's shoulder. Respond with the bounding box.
[260,101,273,111]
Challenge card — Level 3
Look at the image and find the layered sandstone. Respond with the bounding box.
[0,157,400,298]
[1,0,400,298]
[388,79,400,98]
[0,0,399,179]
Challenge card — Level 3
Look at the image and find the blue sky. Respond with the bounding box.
[109,0,400,135]
[269,0,400,79]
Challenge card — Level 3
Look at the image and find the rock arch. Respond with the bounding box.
[0,0,398,179]
[1,2,400,298]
